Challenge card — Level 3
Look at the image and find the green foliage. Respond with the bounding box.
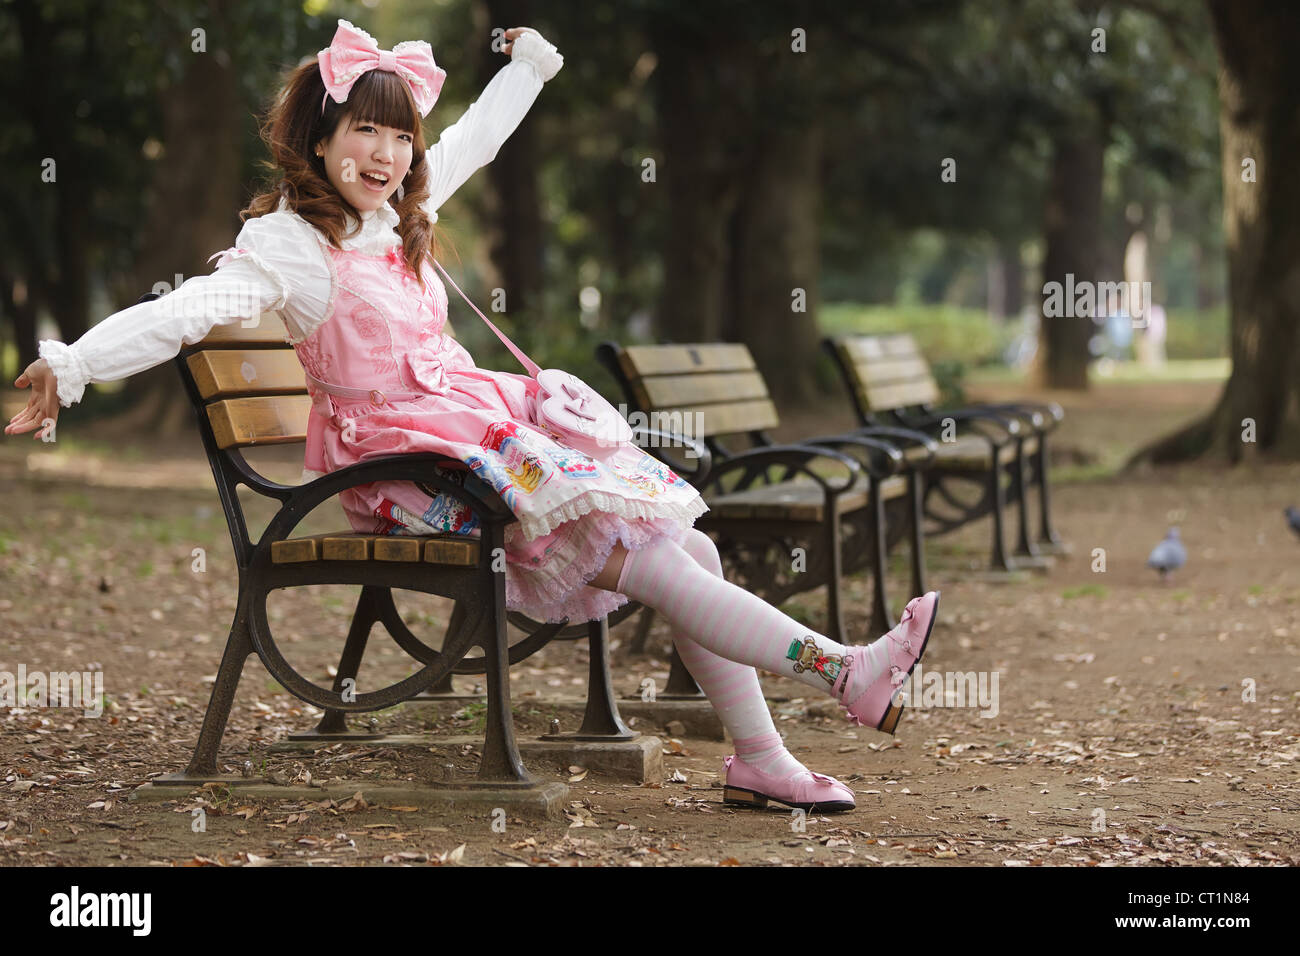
[820,303,1019,368]
[1062,583,1108,599]
[1164,307,1228,360]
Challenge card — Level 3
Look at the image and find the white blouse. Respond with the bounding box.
[39,29,563,408]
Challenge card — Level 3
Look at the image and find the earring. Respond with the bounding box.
[396,178,405,202]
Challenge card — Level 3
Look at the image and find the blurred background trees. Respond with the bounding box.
[3,0,1292,459]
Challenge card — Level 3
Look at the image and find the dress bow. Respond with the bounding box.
[405,347,451,395]
[318,19,447,118]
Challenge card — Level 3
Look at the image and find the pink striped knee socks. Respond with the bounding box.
[669,529,803,777]
[618,531,894,770]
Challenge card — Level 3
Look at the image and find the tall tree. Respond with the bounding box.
[476,0,545,322]
[1134,0,1300,461]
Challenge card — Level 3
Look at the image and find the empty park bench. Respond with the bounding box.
[824,332,1066,571]
[597,340,938,642]
[152,302,664,793]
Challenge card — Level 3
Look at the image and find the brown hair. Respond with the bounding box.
[241,59,437,289]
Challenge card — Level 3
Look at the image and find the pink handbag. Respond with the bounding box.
[433,259,635,460]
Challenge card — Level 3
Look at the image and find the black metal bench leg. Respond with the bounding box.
[184,596,255,776]
[867,480,894,637]
[1036,435,1065,550]
[476,569,533,784]
[663,644,705,697]
[427,601,467,695]
[1013,440,1042,559]
[627,605,657,656]
[313,586,382,734]
[573,617,635,738]
[988,448,1015,572]
[825,508,850,644]
[908,471,927,597]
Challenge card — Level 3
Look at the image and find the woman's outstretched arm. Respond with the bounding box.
[6,211,327,438]
[422,26,562,219]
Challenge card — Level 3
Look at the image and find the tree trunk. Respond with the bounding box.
[1036,126,1105,390]
[652,23,745,344]
[101,7,245,435]
[730,114,824,406]
[1003,238,1024,317]
[0,270,40,379]
[1129,0,1300,464]
[478,0,543,323]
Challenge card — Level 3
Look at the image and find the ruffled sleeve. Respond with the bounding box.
[37,209,331,408]
[422,28,563,220]
[209,210,333,343]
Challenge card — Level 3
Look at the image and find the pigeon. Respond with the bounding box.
[1147,527,1186,581]
[1285,507,1300,539]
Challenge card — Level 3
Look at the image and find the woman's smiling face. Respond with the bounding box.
[317,114,414,214]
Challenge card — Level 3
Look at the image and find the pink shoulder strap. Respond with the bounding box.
[432,258,541,379]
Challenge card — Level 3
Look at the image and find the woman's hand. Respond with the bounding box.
[5,358,60,440]
[501,27,539,57]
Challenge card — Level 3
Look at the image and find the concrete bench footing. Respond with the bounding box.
[133,774,568,820]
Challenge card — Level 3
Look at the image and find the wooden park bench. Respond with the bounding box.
[824,332,1066,571]
[152,301,665,792]
[597,340,939,643]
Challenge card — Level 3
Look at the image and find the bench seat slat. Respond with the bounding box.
[705,475,907,523]
[271,532,480,565]
[925,434,1038,468]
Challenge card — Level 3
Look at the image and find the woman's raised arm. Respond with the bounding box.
[422,27,562,219]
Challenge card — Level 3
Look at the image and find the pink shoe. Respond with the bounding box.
[832,591,940,734]
[721,754,856,812]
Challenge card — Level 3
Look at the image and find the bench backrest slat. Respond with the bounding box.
[832,333,939,411]
[614,343,779,438]
[187,349,307,399]
[206,394,314,449]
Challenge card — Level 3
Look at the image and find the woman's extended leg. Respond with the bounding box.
[590,534,938,731]
[653,529,812,778]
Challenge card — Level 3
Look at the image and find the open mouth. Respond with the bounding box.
[361,171,389,191]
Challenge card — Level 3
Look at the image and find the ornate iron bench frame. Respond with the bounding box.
[824,332,1066,572]
[154,301,672,790]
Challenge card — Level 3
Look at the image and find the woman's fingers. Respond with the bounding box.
[5,405,40,434]
[501,26,535,56]
[6,393,55,437]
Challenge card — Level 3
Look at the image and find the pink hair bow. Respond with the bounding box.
[318,19,447,118]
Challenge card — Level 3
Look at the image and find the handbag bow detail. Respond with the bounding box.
[560,379,599,422]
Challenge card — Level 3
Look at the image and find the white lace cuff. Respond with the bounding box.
[510,29,563,82]
[38,339,91,408]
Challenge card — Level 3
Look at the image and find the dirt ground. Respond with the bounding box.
[1,378,1297,867]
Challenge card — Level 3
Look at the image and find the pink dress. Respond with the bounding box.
[255,237,708,624]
